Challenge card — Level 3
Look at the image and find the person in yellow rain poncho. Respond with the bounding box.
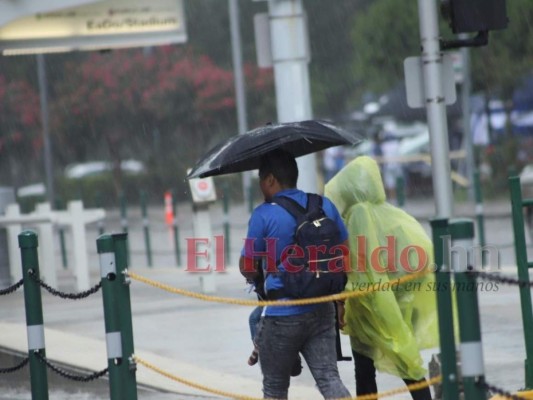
[325,156,438,400]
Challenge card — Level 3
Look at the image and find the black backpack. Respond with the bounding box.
[271,193,347,299]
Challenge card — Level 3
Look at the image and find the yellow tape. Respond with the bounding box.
[134,355,441,400]
[127,269,432,307]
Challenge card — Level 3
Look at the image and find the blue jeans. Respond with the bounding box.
[255,303,351,399]
[249,306,263,341]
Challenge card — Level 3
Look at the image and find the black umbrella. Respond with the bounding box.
[187,120,364,179]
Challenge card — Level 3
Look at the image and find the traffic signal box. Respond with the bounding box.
[442,0,508,34]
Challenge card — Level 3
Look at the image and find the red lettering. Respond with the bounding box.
[242,238,279,273]
[186,238,211,272]
[214,235,225,272]
[328,244,350,273]
[370,236,397,272]
[281,244,304,273]
[307,244,327,272]
[400,245,428,273]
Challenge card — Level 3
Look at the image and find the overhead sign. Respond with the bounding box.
[0,0,187,55]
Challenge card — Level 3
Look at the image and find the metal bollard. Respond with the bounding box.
[112,233,137,400]
[396,174,405,207]
[473,170,486,265]
[119,192,130,264]
[95,191,105,236]
[222,183,231,265]
[140,191,152,267]
[19,231,49,400]
[97,234,123,400]
[449,219,486,400]
[97,233,138,400]
[171,190,181,267]
[509,176,533,389]
[248,184,254,214]
[430,219,460,400]
[55,199,68,269]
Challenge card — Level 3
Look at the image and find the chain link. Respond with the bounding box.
[0,357,29,374]
[34,351,108,382]
[470,270,533,288]
[28,270,101,299]
[479,380,529,400]
[0,279,24,296]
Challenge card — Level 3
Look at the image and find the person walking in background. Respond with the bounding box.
[239,149,351,400]
[378,131,402,203]
[325,156,438,400]
[323,146,345,183]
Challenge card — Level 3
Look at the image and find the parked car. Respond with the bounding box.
[64,160,145,179]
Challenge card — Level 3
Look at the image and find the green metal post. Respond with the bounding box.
[171,190,181,267]
[97,235,124,400]
[119,192,130,263]
[248,184,254,214]
[430,219,460,400]
[55,199,68,269]
[473,171,486,266]
[112,233,138,399]
[140,191,152,267]
[222,183,231,265]
[449,219,486,400]
[19,231,49,400]
[396,175,405,207]
[509,177,533,388]
[95,191,105,235]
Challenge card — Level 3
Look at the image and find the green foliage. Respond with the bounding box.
[470,0,533,98]
[350,0,421,98]
[349,0,533,103]
[305,0,365,115]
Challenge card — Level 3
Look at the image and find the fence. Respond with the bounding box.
[2,175,533,399]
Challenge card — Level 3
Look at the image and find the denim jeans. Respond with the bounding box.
[256,302,351,399]
[249,306,263,341]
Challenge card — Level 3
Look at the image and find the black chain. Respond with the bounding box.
[34,351,108,382]
[470,270,533,288]
[480,380,529,400]
[0,279,24,296]
[0,357,29,374]
[28,270,102,299]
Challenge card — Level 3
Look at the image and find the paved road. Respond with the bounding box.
[1,197,532,398]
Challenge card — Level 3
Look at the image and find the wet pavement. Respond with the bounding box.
[1,197,532,399]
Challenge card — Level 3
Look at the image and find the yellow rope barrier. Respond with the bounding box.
[134,354,441,400]
[127,269,432,307]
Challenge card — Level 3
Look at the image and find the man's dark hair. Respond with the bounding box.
[259,149,298,187]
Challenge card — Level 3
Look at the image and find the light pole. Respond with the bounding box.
[228,0,252,206]
[37,54,55,206]
[268,0,316,193]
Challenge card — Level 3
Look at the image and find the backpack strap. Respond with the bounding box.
[305,193,324,219]
[274,193,325,222]
[272,195,307,225]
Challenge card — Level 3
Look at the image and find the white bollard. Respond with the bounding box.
[192,205,217,293]
[68,201,91,291]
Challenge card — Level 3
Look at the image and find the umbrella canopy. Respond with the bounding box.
[187,120,364,179]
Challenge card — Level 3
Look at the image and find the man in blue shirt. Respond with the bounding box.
[239,149,351,399]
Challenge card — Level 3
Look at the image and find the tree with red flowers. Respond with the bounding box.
[52,45,274,195]
[0,76,41,188]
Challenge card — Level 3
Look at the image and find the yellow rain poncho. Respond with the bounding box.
[325,156,438,380]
